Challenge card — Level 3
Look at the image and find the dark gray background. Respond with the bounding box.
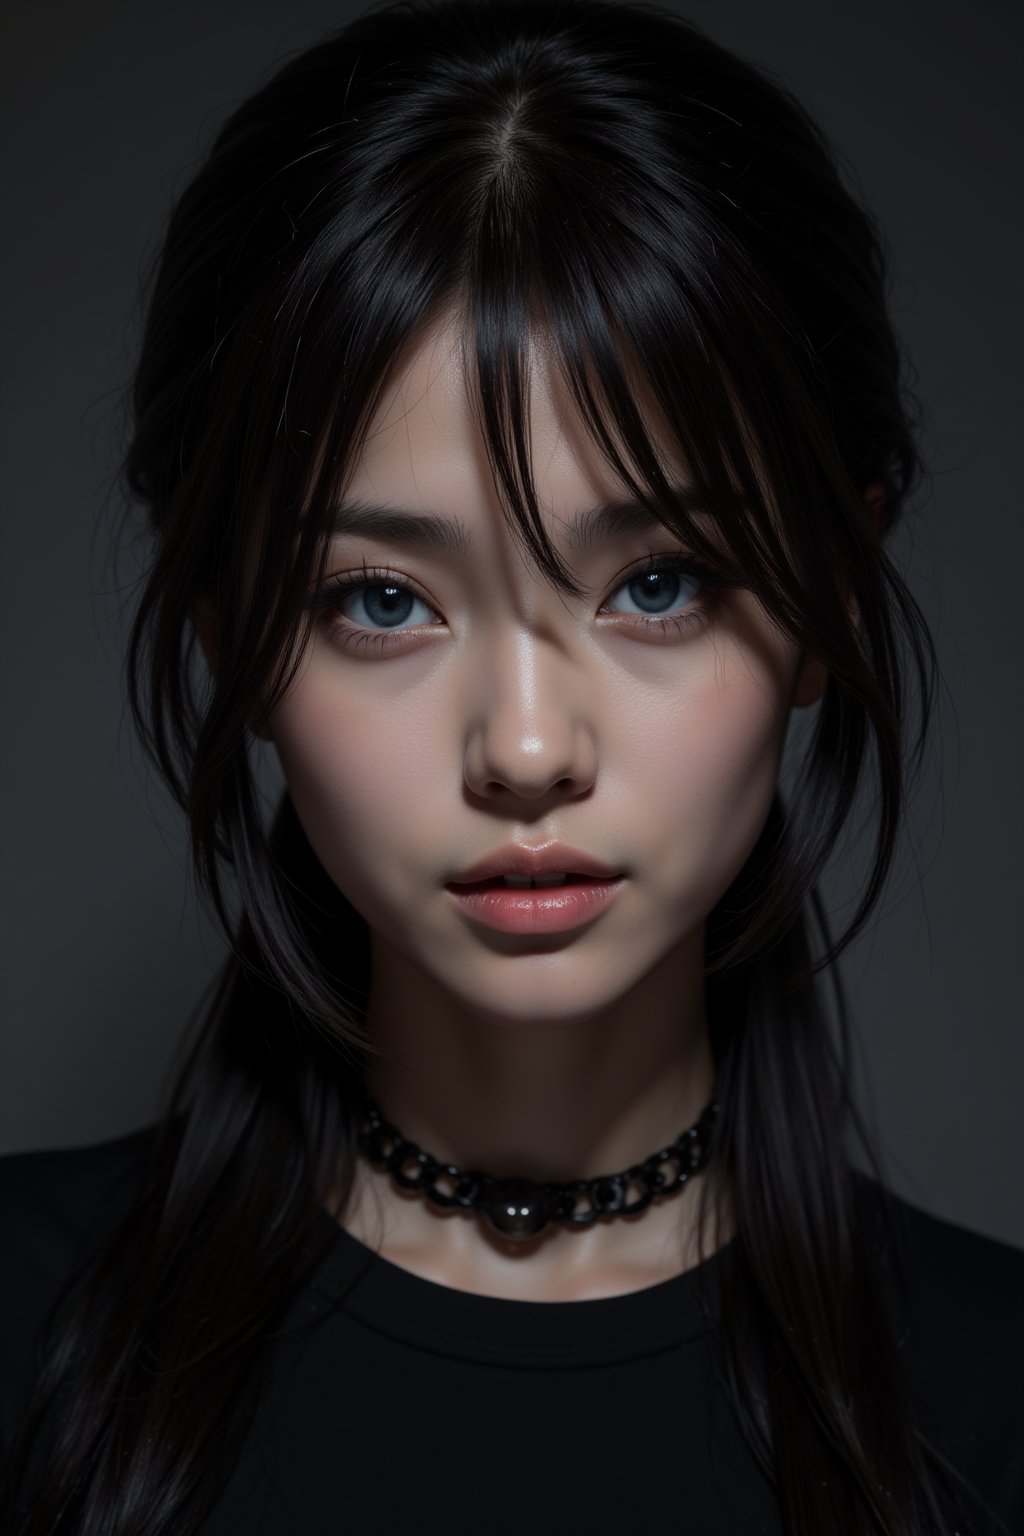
[2,0,1021,1245]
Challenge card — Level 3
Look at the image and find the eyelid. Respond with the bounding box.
[308,551,737,652]
[599,550,731,605]
[309,564,441,619]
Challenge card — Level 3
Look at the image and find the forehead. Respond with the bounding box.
[342,314,687,545]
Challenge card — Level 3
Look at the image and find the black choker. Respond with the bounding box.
[356,1092,720,1240]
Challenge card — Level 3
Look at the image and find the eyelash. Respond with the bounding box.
[308,554,731,656]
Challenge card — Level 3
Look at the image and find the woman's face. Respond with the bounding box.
[265,318,812,1029]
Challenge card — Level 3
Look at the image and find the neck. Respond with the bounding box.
[334,925,731,1301]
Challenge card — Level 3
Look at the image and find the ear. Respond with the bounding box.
[190,596,275,743]
[191,595,219,676]
[791,650,827,710]
[864,479,886,537]
[791,480,887,710]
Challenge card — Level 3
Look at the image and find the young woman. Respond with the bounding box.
[1,1,1020,1532]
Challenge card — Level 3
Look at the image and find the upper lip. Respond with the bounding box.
[448,844,623,885]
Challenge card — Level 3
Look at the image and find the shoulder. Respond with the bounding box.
[0,1123,162,1454]
[853,1170,1024,1339]
[0,1121,161,1276]
[854,1172,1024,1530]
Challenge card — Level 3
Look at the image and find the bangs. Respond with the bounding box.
[274,179,852,696]
[250,154,849,701]
[464,218,820,619]
[151,0,891,746]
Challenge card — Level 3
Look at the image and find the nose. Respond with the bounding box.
[462,629,598,804]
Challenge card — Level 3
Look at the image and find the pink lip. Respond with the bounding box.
[446,876,626,935]
[449,843,622,884]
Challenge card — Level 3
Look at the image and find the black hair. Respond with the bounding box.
[1,2,1000,1532]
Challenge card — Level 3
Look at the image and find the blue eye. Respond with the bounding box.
[336,580,435,630]
[605,561,704,617]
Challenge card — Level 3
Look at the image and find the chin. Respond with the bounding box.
[433,952,660,1031]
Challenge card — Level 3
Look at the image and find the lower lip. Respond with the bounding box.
[445,877,625,935]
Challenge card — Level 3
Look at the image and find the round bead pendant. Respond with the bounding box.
[484,1179,552,1238]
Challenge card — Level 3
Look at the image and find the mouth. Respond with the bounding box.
[445,873,626,936]
[447,873,606,891]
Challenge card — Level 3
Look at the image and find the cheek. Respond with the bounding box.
[268,666,442,900]
[634,680,785,815]
[623,627,797,905]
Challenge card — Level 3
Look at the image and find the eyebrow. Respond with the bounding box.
[329,486,707,555]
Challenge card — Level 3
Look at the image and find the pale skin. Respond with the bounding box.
[196,314,869,1303]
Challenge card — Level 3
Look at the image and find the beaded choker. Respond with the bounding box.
[356,1092,720,1240]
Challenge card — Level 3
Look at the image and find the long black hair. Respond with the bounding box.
[1,1,997,1531]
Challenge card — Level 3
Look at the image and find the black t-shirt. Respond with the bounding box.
[1,1125,1022,1534]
